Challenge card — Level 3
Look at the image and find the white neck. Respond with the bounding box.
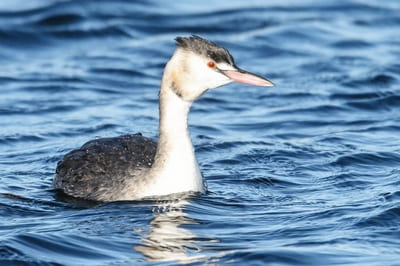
[141,63,204,198]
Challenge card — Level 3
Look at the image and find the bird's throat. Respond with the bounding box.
[144,81,204,197]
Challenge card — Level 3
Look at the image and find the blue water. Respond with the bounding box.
[1,0,399,264]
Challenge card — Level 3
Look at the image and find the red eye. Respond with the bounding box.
[207,61,216,68]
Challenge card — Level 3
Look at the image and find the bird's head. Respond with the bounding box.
[164,35,274,101]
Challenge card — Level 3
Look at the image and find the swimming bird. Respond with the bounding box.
[54,35,274,201]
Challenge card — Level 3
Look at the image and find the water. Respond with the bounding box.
[1,0,399,264]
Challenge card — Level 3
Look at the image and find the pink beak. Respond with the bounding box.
[223,68,274,87]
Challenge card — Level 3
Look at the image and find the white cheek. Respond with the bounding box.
[186,58,212,87]
[211,72,231,88]
[183,56,232,96]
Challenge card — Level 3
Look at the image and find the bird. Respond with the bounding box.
[53,35,274,202]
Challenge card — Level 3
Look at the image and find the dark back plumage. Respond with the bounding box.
[54,134,157,201]
[175,35,235,65]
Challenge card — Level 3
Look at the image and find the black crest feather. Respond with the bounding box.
[175,35,235,65]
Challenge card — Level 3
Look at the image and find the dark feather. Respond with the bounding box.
[54,133,157,201]
[175,35,235,65]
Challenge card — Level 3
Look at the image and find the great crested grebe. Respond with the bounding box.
[54,36,274,201]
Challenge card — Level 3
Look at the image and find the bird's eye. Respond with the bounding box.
[207,61,216,68]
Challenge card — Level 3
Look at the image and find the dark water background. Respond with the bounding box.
[1,0,400,265]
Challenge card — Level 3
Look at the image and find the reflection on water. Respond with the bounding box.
[134,199,210,263]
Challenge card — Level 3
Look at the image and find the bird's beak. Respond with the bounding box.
[222,67,274,87]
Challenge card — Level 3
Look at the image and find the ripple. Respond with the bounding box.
[342,74,397,88]
[8,233,117,263]
[271,104,349,116]
[0,29,50,48]
[330,173,374,189]
[347,95,400,111]
[331,152,400,168]
[356,206,400,228]
[0,103,78,116]
[331,39,372,49]
[381,191,400,202]
[89,67,147,79]
[35,13,83,26]
[330,92,383,101]
[47,26,132,40]
[0,134,45,145]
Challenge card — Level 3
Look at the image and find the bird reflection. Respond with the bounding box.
[134,198,208,263]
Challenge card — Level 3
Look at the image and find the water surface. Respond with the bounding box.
[1,0,400,265]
